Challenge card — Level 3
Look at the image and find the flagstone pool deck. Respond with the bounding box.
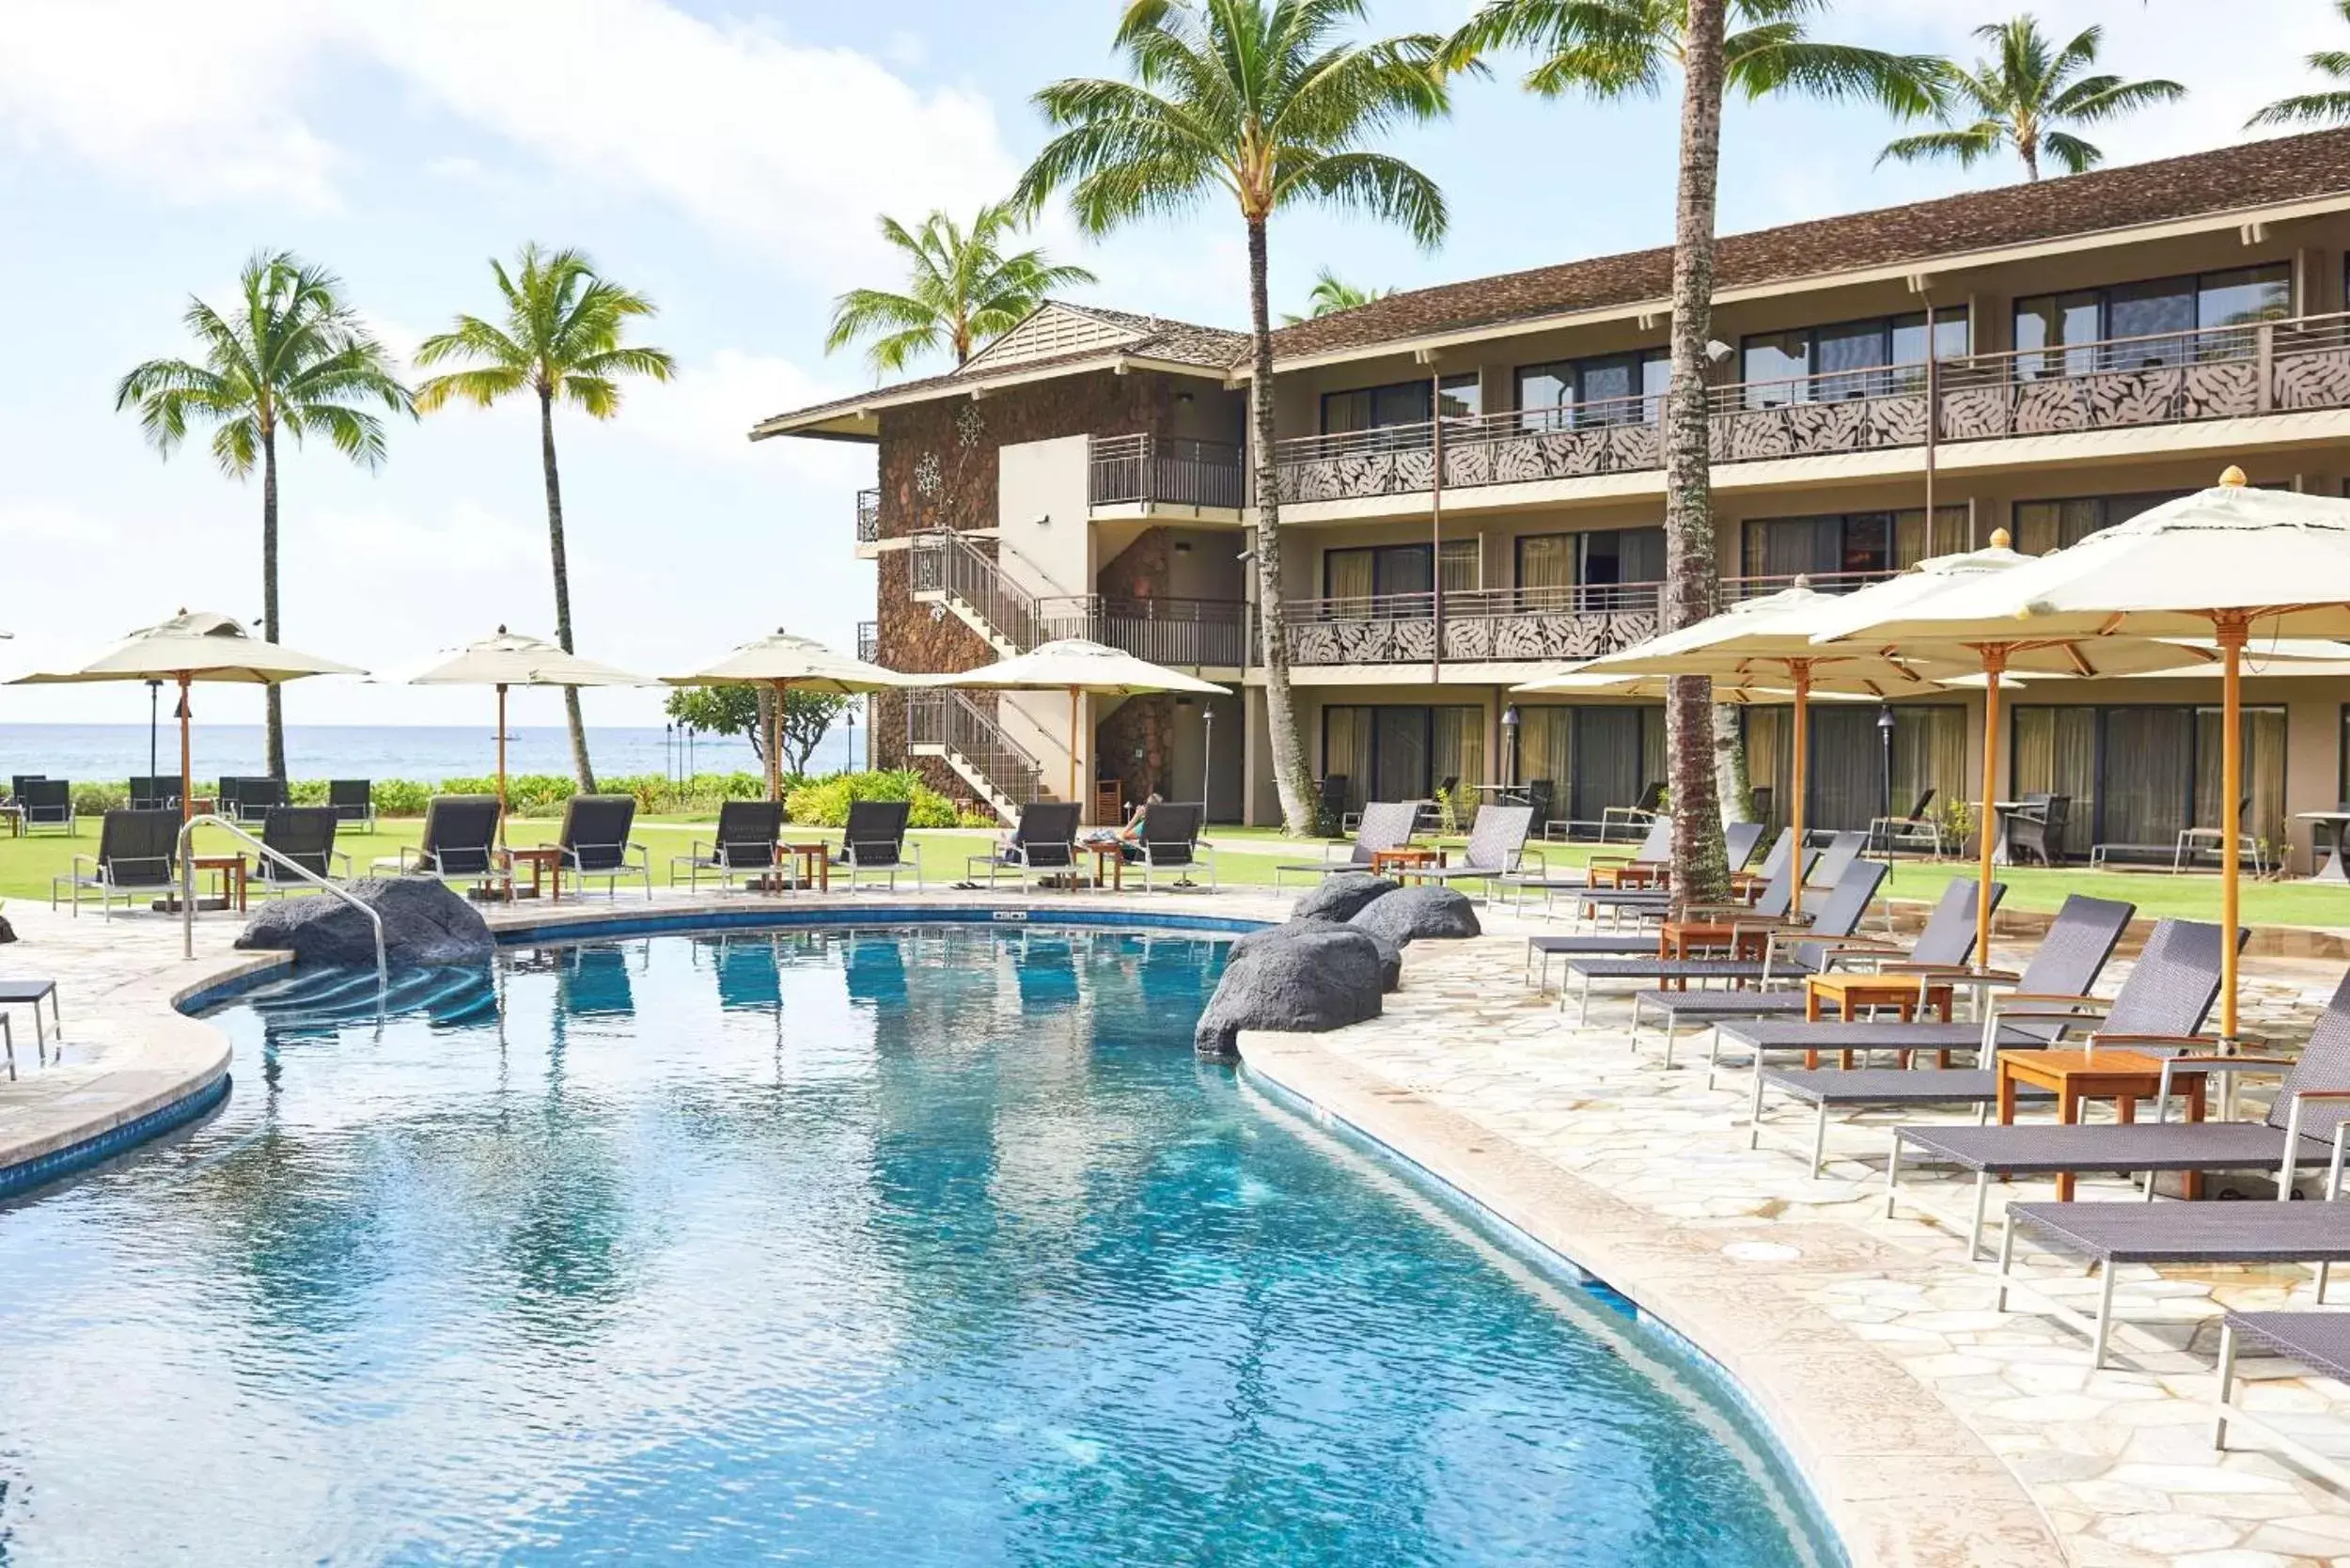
[8,886,2350,1566]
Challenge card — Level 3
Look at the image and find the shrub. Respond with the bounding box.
[599,772,769,816]
[373,779,433,817]
[72,782,129,815]
[957,806,1002,829]
[785,768,959,829]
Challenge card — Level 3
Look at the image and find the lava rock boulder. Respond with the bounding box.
[1195,922,1386,1056]
[1291,872,1398,923]
[1349,885,1480,947]
[237,876,494,968]
[1232,917,1402,994]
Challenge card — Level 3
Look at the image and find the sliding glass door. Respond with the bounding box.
[2012,703,2288,852]
[1321,705,1487,810]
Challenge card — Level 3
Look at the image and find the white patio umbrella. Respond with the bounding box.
[929,638,1228,804]
[1811,469,2350,1037]
[8,609,363,822]
[1563,582,1971,914]
[664,629,907,802]
[392,627,649,839]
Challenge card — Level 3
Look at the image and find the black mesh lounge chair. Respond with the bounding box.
[128,775,181,813]
[376,793,506,890]
[1626,875,2011,1065]
[2008,792,2071,866]
[1887,917,2251,1256]
[1274,801,1418,888]
[548,794,651,900]
[230,777,288,825]
[249,807,349,896]
[1739,893,2137,1157]
[1512,817,1692,932]
[18,778,72,836]
[215,776,252,820]
[1523,779,1555,840]
[1868,788,1942,856]
[1396,805,1536,897]
[327,779,375,830]
[2215,1309,2350,1487]
[836,800,921,891]
[51,808,179,917]
[1995,1137,2350,1369]
[1602,780,1666,841]
[1133,800,1214,892]
[670,800,785,892]
[1315,774,1350,837]
[969,801,1084,890]
[1563,856,1889,1027]
[1572,823,1788,926]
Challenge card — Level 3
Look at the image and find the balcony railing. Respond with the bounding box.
[1272,312,2350,505]
[1266,582,1665,666]
[1089,433,1246,510]
[1040,594,1250,668]
[855,488,881,543]
[856,620,878,665]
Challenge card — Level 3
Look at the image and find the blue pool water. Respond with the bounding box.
[0,929,1833,1566]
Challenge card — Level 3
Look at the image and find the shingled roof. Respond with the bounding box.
[1265,127,2350,361]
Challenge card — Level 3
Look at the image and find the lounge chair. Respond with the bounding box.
[248,807,350,896]
[1574,823,1806,925]
[1273,801,1418,888]
[1626,875,2009,1064]
[1886,917,2252,1255]
[2215,1309,2350,1487]
[1739,893,2138,1159]
[2007,792,2071,866]
[969,801,1084,890]
[1558,830,1813,968]
[547,794,652,900]
[51,808,179,917]
[1563,855,1889,1027]
[128,775,181,813]
[375,793,506,890]
[327,779,375,831]
[670,800,785,892]
[229,777,288,826]
[1394,805,1536,898]
[835,799,922,891]
[18,778,72,836]
[1868,788,1943,857]
[1315,774,1350,837]
[1132,800,1214,892]
[1601,780,1666,842]
[1412,775,1461,835]
[1511,817,1685,933]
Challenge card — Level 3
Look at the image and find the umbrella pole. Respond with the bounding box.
[496,683,509,849]
[1069,686,1081,808]
[1789,664,1810,918]
[178,674,193,826]
[2217,615,2248,1043]
[1975,648,2007,970]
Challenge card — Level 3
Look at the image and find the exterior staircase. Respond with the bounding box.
[904,690,1044,825]
[908,530,1033,658]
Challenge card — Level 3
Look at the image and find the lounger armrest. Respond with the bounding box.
[2152,1049,2283,1121]
[2090,1031,2220,1048]
[1991,1008,2113,1024]
[1994,992,2108,1008]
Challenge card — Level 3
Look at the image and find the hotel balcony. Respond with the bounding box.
[854,488,881,557]
[1269,313,2350,514]
[1088,433,1246,516]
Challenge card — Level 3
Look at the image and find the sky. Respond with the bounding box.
[0,0,2341,733]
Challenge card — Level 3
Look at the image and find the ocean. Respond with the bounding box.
[0,723,861,785]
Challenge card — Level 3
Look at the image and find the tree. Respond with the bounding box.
[1019,0,1455,836]
[2248,2,2350,129]
[1879,17,2185,180]
[116,251,411,779]
[825,202,1100,377]
[1280,266,1393,323]
[415,245,677,792]
[1449,0,1942,900]
[665,685,850,776]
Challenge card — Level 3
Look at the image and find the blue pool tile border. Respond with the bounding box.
[491,902,1274,947]
[0,1071,232,1203]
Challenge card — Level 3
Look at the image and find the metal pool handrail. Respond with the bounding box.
[179,813,386,1010]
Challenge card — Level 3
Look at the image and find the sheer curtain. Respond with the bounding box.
[1322,706,1374,813]
[1431,707,1487,797]
[1517,707,1573,799]
[2195,708,2288,848]
[2012,707,2098,832]
[1807,708,1882,831]
[1374,708,1430,801]
[1890,707,1968,822]
[1324,549,1374,604]
[1744,707,1791,836]
[2101,708,2194,844]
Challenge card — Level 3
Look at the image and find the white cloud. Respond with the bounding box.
[616,349,870,480]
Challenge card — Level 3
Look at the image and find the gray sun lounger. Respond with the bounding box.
[1394,805,1537,897]
[1625,875,2007,1061]
[1507,816,1684,915]
[1273,801,1418,888]
[2215,1310,2350,1488]
[1998,1191,2350,1369]
[1572,826,1808,925]
[1563,856,1888,1026]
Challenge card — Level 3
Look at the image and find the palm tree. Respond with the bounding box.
[414,245,676,792]
[2248,1,2350,129]
[826,202,1099,377]
[1017,0,1454,837]
[1879,17,2185,180]
[117,251,412,780]
[1449,0,1943,900]
[1280,267,1393,323]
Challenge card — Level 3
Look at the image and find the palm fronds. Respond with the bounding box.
[414,243,675,418]
[2249,4,2350,129]
[1878,16,2183,180]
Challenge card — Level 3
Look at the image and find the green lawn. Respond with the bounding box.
[6,816,2347,930]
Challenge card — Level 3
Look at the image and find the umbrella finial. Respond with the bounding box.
[1989,527,2012,549]
[1791,572,1811,591]
[2218,464,2249,488]
[496,623,508,635]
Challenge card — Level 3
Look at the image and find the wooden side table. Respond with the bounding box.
[1089,844,1125,891]
[1996,1048,2209,1200]
[1801,973,1957,1068]
[1656,918,1765,962]
[1370,846,1440,877]
[781,841,831,892]
[189,855,248,914]
[502,846,564,902]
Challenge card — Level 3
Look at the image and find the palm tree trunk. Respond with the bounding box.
[261,422,286,781]
[539,390,596,792]
[1246,216,1317,837]
[1713,702,1751,822]
[1663,0,1731,906]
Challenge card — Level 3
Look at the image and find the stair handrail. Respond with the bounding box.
[911,529,1042,651]
[179,813,387,1012]
[905,689,1045,811]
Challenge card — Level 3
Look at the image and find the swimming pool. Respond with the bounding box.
[0,927,1836,1565]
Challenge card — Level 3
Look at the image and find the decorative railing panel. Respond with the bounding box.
[854,488,880,543]
[1088,433,1245,510]
[1042,595,1249,668]
[1270,312,2350,505]
[1269,584,1663,666]
[855,620,878,665]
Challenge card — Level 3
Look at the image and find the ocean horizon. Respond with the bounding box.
[0,723,861,785]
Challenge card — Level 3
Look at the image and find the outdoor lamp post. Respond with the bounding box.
[1201,701,1215,817]
[845,701,857,773]
[1501,703,1521,790]
[1876,703,1896,847]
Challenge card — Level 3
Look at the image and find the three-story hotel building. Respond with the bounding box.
[757,127,2350,871]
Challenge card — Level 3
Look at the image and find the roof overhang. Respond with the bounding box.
[749,354,1236,444]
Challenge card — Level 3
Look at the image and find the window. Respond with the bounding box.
[1514,527,1665,610]
[1741,309,1969,406]
[1321,372,1480,435]
[1321,705,1488,809]
[1514,705,1667,823]
[1323,541,1477,609]
[1743,704,1968,835]
[2012,702,2288,853]
[1741,508,1964,583]
[1516,350,1669,430]
[2011,491,2189,557]
[2013,265,2290,378]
